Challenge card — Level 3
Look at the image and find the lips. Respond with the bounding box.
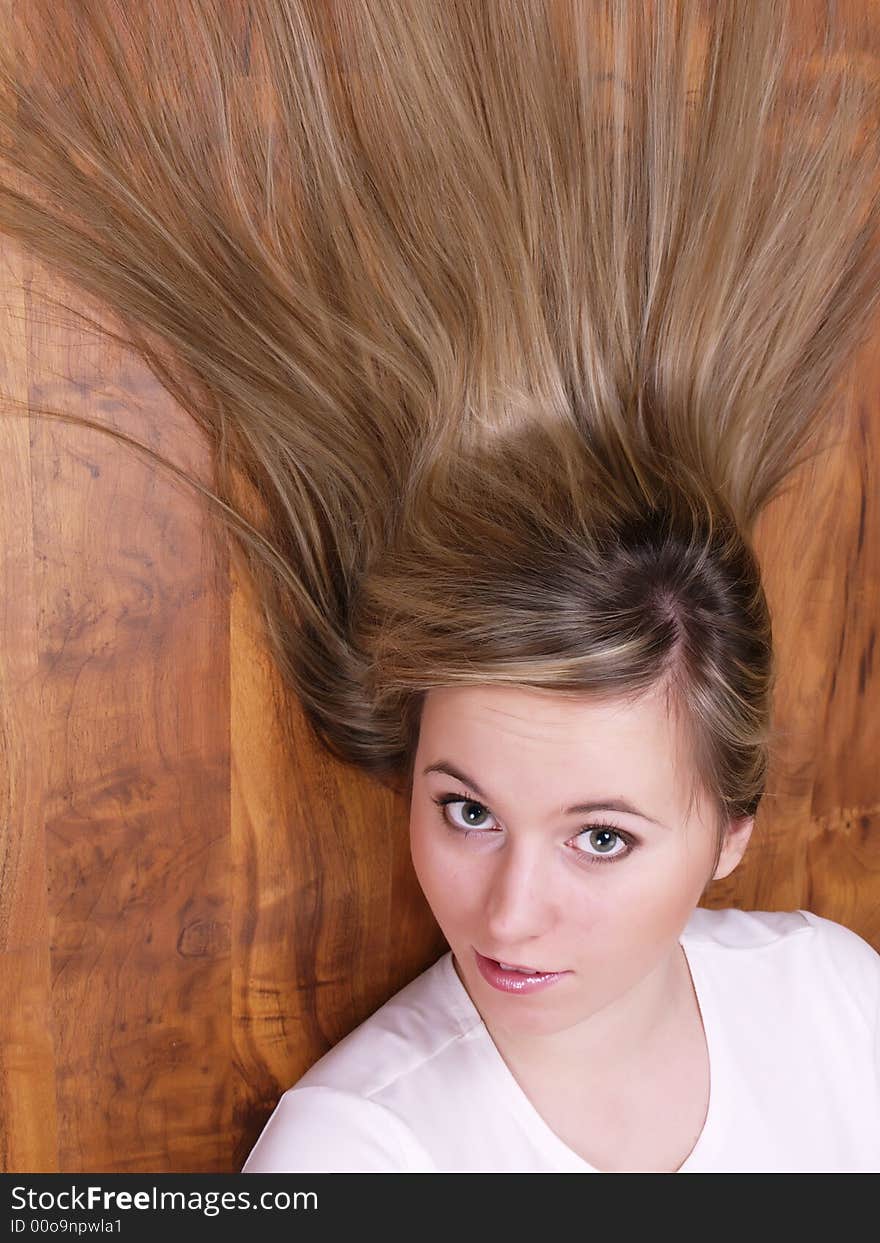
[482,951,560,973]
[473,949,570,994]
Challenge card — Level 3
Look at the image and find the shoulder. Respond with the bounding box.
[685,905,880,1025]
[240,1085,437,1173]
[685,905,879,964]
[292,951,476,1098]
[241,953,470,1174]
[795,909,880,991]
[682,905,814,947]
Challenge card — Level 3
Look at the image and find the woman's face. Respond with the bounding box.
[409,683,753,1040]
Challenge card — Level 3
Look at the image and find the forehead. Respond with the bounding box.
[417,684,694,815]
[420,684,679,752]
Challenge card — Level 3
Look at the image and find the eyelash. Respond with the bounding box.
[430,791,637,867]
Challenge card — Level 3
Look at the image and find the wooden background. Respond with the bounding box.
[1,3,878,1174]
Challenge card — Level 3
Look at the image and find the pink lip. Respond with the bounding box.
[473,948,570,994]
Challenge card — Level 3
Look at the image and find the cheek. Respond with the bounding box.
[593,845,708,940]
[409,812,462,905]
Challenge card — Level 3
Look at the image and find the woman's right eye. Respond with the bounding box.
[431,795,498,833]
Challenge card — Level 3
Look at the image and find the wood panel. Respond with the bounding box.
[705,336,880,948]
[0,249,447,1174]
[0,0,877,1174]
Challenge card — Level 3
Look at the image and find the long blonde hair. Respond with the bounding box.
[1,0,878,874]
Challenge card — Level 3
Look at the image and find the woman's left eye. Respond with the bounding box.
[573,825,633,864]
[431,795,635,866]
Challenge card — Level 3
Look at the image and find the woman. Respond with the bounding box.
[242,682,880,1172]
[0,1,878,1172]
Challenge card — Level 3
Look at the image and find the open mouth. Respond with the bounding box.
[480,949,562,974]
[472,949,570,993]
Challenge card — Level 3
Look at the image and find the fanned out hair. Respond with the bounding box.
[1,0,879,877]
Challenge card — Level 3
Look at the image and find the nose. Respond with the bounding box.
[482,836,555,950]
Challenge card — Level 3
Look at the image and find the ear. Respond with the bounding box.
[711,815,755,882]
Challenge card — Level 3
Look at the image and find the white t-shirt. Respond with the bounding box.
[241,907,880,1173]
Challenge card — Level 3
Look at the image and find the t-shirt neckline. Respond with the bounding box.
[438,934,727,1173]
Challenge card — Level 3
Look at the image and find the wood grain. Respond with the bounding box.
[0,0,877,1174]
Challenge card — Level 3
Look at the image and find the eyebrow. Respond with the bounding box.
[422,761,670,829]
